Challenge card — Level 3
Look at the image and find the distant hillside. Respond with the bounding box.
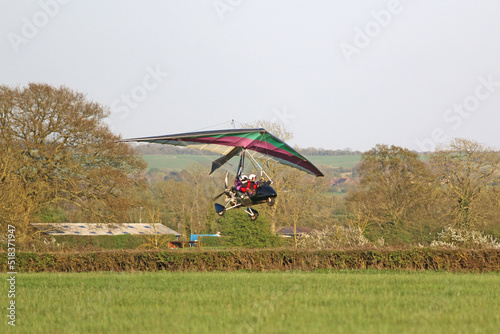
[133,143,361,156]
[132,143,218,155]
[141,154,361,172]
[298,147,362,156]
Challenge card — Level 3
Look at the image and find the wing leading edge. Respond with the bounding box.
[122,128,323,177]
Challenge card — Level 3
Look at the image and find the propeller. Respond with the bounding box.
[213,191,226,201]
[213,171,230,201]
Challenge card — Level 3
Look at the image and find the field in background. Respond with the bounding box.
[142,154,217,170]
[308,155,361,169]
[142,154,362,171]
[2,270,499,333]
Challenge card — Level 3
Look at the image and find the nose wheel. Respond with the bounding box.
[246,207,259,221]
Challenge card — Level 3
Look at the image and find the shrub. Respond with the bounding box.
[198,236,224,248]
[2,249,500,272]
[217,211,285,248]
[297,225,369,249]
[430,226,500,249]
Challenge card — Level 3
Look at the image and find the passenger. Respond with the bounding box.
[235,175,248,193]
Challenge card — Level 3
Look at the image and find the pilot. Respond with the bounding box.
[243,174,258,196]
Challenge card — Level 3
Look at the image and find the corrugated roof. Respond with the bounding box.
[31,223,182,236]
[276,226,314,235]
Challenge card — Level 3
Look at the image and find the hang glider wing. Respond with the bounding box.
[210,146,242,175]
[122,128,324,177]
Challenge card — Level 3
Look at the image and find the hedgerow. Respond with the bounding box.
[1,248,499,273]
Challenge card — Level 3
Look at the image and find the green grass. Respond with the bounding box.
[308,155,361,169]
[142,154,362,171]
[2,270,499,333]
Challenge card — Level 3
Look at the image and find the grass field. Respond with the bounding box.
[2,270,499,333]
[308,155,362,169]
[142,154,217,170]
[142,154,362,171]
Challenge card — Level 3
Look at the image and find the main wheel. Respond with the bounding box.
[248,208,259,221]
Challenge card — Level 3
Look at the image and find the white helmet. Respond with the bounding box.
[241,175,248,182]
[249,174,256,180]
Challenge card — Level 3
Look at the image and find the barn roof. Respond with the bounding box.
[31,223,182,237]
[276,226,314,235]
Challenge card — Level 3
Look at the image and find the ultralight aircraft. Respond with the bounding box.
[123,128,323,220]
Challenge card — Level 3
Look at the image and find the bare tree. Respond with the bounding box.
[239,120,333,233]
[0,83,147,238]
[429,138,500,229]
[239,120,296,232]
[274,168,329,247]
[151,164,220,237]
[241,120,294,142]
[347,144,435,228]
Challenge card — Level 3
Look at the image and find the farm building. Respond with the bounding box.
[276,226,314,237]
[31,223,182,238]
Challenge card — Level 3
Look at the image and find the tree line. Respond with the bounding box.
[134,143,361,156]
[0,84,146,243]
[2,83,499,248]
[297,147,362,156]
[347,141,500,244]
[134,143,219,156]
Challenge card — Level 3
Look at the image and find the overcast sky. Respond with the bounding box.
[2,0,500,152]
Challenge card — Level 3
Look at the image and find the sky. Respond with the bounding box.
[2,0,500,152]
